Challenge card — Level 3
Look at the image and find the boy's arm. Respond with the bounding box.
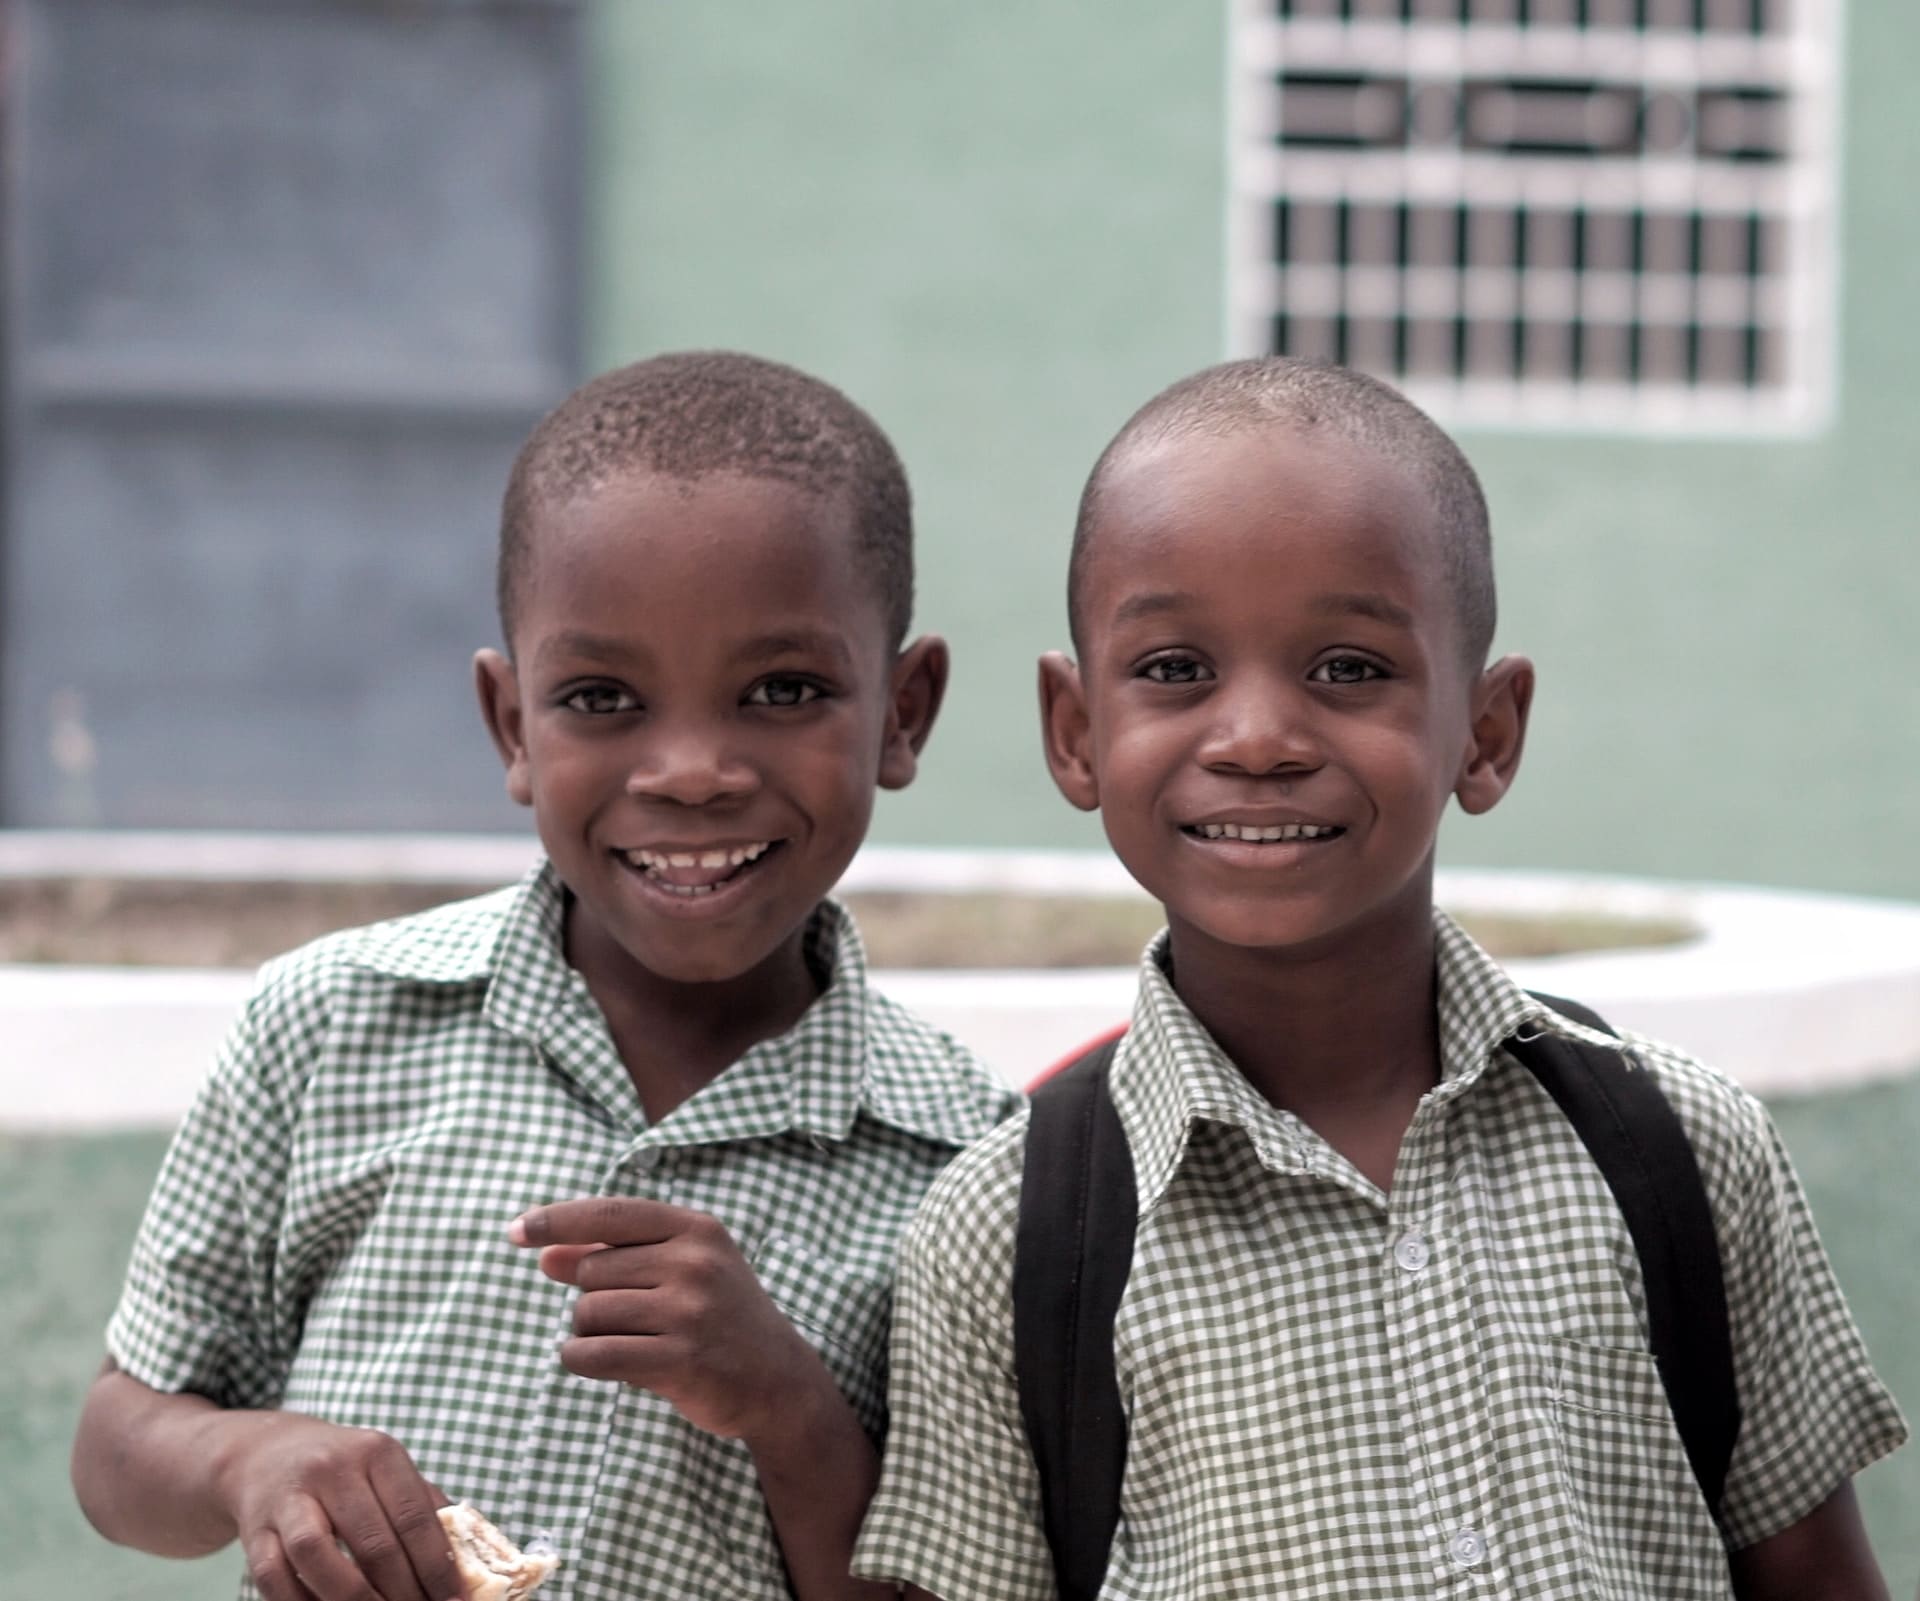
[1728,1482,1888,1601]
[512,1199,899,1601]
[741,1362,900,1601]
[80,974,465,1601]
[72,1358,464,1601]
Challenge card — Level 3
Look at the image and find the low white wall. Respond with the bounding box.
[5,837,1920,1130]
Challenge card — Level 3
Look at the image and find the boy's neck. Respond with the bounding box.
[1165,893,1444,1189]
[565,907,823,1125]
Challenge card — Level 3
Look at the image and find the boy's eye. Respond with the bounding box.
[1140,655,1212,685]
[745,676,825,708]
[560,683,640,715]
[1309,656,1385,685]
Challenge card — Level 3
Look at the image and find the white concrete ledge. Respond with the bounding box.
[891,872,1920,1102]
[4,837,1919,1129]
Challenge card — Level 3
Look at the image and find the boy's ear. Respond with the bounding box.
[1455,653,1534,816]
[877,634,950,791]
[1039,651,1099,812]
[474,648,534,808]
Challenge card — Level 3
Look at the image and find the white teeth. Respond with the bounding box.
[625,842,773,874]
[1194,822,1337,842]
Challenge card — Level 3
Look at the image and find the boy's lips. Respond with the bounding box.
[1177,817,1347,866]
[615,839,783,896]
[1181,820,1343,843]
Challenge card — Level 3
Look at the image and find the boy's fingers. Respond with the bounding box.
[571,1286,669,1339]
[556,1331,678,1386]
[512,1197,698,1248]
[366,1455,461,1601]
[328,1482,431,1601]
[535,1241,607,1284]
[569,1243,676,1293]
[277,1494,381,1601]
[246,1528,322,1601]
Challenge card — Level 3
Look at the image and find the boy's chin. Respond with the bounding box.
[565,888,813,993]
[603,925,803,989]
[1166,897,1417,964]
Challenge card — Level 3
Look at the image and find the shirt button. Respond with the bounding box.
[1449,1526,1487,1567]
[1392,1230,1431,1273]
[629,1147,662,1175]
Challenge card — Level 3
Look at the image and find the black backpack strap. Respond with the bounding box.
[1511,991,1741,1520]
[1013,1036,1135,1601]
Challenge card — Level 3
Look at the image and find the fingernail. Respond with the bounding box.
[507,1214,529,1245]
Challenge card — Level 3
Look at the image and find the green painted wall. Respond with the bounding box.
[589,3,1920,901]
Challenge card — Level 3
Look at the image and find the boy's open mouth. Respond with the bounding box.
[1181,822,1344,843]
[617,840,784,897]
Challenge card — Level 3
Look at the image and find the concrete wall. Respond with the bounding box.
[588,2,1920,901]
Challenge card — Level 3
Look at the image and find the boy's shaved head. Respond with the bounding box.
[499,350,914,648]
[1070,358,1496,666]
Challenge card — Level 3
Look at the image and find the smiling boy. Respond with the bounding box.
[72,352,1018,1601]
[854,358,1904,1599]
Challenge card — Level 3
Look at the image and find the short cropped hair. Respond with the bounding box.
[1069,358,1496,666]
[498,351,914,648]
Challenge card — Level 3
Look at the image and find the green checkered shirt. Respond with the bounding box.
[854,911,1906,1600]
[107,861,1019,1601]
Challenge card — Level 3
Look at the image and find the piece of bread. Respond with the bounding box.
[437,1502,559,1601]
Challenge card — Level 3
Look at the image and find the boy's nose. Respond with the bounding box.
[624,730,759,807]
[1197,685,1323,776]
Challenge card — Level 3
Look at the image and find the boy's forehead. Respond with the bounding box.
[1089,424,1443,579]
[543,467,853,554]
[515,470,884,641]
[524,470,866,597]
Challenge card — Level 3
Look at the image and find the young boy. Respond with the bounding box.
[853,357,1906,1599]
[71,351,1019,1601]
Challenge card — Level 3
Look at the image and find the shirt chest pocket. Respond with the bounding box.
[1550,1337,1729,1599]
[751,1234,892,1439]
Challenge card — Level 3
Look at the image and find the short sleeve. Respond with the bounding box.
[1714,1103,1908,1548]
[853,1119,1059,1601]
[105,973,313,1410]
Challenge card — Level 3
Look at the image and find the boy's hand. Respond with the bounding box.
[211,1411,462,1601]
[510,1199,829,1446]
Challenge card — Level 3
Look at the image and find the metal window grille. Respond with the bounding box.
[1225,0,1842,433]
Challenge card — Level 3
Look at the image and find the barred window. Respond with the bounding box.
[1225,1,1841,433]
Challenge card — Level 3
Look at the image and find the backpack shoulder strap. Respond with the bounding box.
[1013,1035,1134,1601]
[1511,991,1741,1520]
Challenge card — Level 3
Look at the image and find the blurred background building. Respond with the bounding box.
[1,0,1912,898]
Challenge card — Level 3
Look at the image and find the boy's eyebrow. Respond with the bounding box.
[535,629,646,668]
[530,628,856,670]
[1308,592,1416,629]
[1110,590,1416,631]
[731,629,857,667]
[1110,590,1196,626]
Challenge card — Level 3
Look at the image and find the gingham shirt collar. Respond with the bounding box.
[1113,908,1554,1216]
[355,858,902,1148]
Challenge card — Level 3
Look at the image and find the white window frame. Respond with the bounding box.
[1224,2,1845,435]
